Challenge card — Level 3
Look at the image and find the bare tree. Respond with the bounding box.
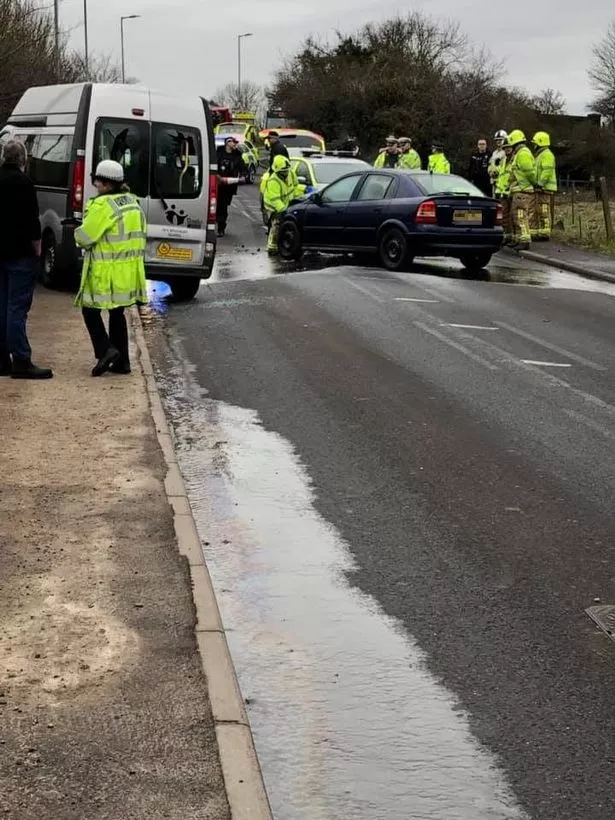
[68,51,126,83]
[531,87,566,115]
[589,20,615,123]
[214,81,265,114]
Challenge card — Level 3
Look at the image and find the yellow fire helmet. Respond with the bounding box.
[532,131,550,148]
[507,129,526,147]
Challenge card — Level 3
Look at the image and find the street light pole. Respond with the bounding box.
[83,0,89,79]
[237,32,253,103]
[120,14,141,84]
[54,0,60,79]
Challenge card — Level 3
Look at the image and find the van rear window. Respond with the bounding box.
[152,124,202,199]
[94,119,149,198]
[28,134,73,189]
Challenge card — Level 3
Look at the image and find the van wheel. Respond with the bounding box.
[169,278,200,301]
[40,232,58,288]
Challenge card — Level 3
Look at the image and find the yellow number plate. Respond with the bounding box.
[156,242,193,262]
[453,210,482,224]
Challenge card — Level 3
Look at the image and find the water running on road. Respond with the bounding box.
[151,331,529,820]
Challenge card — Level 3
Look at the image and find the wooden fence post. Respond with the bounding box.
[599,177,613,241]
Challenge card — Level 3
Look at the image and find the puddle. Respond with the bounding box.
[155,339,528,820]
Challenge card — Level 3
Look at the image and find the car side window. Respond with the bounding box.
[321,174,361,203]
[357,174,393,201]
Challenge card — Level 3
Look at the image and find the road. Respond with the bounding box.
[143,185,615,820]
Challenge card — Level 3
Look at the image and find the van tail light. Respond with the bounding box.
[71,154,85,213]
[415,199,437,224]
[208,173,218,228]
[495,203,504,225]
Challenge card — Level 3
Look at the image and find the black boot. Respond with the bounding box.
[0,354,11,376]
[11,358,53,379]
[108,359,131,375]
[92,346,120,377]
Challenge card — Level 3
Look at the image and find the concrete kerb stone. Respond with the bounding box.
[518,249,615,284]
[130,309,273,820]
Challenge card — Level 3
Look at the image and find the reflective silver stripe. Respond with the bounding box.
[106,231,147,244]
[86,290,147,305]
[89,248,144,261]
[74,226,94,246]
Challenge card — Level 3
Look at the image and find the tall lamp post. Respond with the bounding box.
[237,32,253,102]
[120,14,141,84]
[83,0,89,78]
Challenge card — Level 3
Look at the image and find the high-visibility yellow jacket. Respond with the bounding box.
[428,152,450,174]
[508,145,536,193]
[374,151,398,169]
[535,147,557,192]
[74,192,147,310]
[398,149,422,170]
[494,157,511,197]
[263,172,293,214]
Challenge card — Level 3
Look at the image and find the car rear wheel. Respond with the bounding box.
[378,228,410,271]
[459,252,492,272]
[168,277,201,301]
[278,220,303,260]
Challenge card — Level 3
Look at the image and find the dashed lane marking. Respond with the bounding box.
[395,297,439,303]
[520,360,572,367]
[443,324,499,331]
[414,321,499,371]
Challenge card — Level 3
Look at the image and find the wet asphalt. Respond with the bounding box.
[144,186,615,820]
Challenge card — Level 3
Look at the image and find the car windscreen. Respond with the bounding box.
[412,173,488,197]
[311,161,367,185]
[217,123,243,134]
[279,134,322,149]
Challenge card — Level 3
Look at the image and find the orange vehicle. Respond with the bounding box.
[259,128,326,154]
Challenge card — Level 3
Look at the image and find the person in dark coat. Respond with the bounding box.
[216,137,245,236]
[0,140,52,379]
[268,131,289,170]
[468,138,492,196]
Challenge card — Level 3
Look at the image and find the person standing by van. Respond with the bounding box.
[216,137,245,237]
[74,160,147,376]
[0,140,52,379]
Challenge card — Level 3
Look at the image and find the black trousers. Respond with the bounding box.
[216,185,236,230]
[82,307,129,365]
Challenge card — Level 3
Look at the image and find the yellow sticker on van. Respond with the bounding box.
[156,242,193,262]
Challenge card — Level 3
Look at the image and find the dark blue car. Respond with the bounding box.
[278,169,504,272]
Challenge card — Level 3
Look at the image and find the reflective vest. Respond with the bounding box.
[488,149,506,183]
[508,145,536,193]
[74,192,147,310]
[535,147,557,192]
[263,172,293,214]
[374,151,398,169]
[398,149,421,170]
[428,153,450,174]
[494,157,511,197]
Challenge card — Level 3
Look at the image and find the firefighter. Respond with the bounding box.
[531,131,557,240]
[494,142,513,245]
[507,130,536,250]
[428,142,450,174]
[374,136,399,168]
[397,137,422,170]
[488,130,508,195]
[263,155,293,255]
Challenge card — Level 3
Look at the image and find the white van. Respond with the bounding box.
[0,83,217,300]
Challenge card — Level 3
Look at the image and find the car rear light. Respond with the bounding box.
[495,203,504,225]
[71,154,85,212]
[208,173,218,227]
[415,199,437,224]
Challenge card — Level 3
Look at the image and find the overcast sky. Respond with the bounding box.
[62,0,609,115]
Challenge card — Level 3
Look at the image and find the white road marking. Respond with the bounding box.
[520,360,572,367]
[414,322,499,371]
[495,321,606,371]
[345,278,384,302]
[395,297,440,303]
[443,324,499,331]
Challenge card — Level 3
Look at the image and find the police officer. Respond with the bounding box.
[267,131,289,170]
[263,155,293,255]
[216,136,245,237]
[531,131,557,240]
[506,130,536,250]
[74,160,147,376]
[468,138,492,195]
[374,136,399,168]
[428,142,450,174]
[397,137,422,170]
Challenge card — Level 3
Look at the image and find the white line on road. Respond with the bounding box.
[345,278,385,302]
[495,321,606,371]
[520,360,572,367]
[414,321,499,371]
[395,297,440,303]
[443,324,499,331]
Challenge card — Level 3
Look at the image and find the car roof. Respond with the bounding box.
[308,157,368,165]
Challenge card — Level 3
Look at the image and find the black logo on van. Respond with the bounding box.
[165,204,188,226]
